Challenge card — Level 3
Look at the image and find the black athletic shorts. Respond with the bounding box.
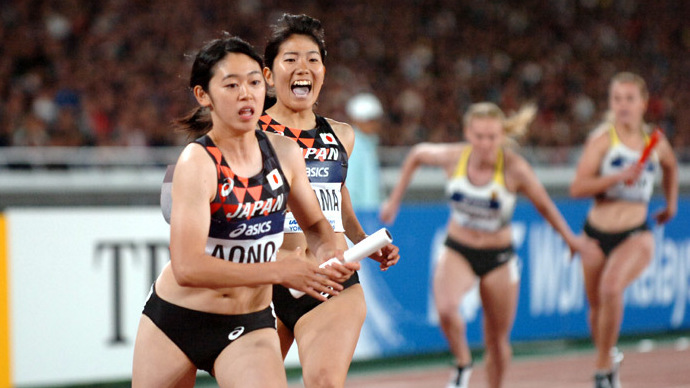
[272,271,360,332]
[142,285,276,374]
[583,220,649,257]
[444,236,515,277]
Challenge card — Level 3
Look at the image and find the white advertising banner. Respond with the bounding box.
[7,207,171,386]
[7,201,687,386]
[4,207,340,386]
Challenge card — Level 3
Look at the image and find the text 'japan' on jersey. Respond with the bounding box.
[259,114,348,233]
[195,131,290,263]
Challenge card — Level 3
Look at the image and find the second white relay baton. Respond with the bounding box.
[289,228,393,298]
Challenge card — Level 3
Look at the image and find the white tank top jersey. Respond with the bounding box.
[599,125,658,203]
[445,146,517,232]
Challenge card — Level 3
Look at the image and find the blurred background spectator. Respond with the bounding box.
[1,0,688,158]
[346,92,385,209]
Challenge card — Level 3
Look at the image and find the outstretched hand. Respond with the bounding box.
[567,234,600,261]
[654,206,676,225]
[379,199,399,225]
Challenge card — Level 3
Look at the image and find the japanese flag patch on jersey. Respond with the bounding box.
[267,169,284,191]
[320,132,338,145]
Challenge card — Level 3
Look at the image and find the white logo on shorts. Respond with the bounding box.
[228,326,245,341]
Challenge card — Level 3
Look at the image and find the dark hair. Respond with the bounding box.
[264,13,327,70]
[175,33,264,138]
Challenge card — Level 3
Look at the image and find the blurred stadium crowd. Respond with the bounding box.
[1,0,688,156]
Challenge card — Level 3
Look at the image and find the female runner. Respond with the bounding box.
[570,72,678,388]
[260,13,400,388]
[132,34,357,387]
[381,102,593,388]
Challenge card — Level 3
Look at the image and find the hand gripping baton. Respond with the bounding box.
[289,228,393,298]
[625,127,662,185]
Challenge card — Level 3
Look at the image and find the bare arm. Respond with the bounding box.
[169,141,344,300]
[269,135,358,286]
[335,120,400,269]
[512,154,582,253]
[333,120,382,243]
[570,132,615,197]
[272,134,343,263]
[380,142,463,224]
[342,176,401,270]
[570,131,642,198]
[341,184,367,243]
[653,135,678,224]
[168,144,284,288]
[330,120,368,244]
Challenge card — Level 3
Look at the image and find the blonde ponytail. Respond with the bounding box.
[504,103,537,138]
[463,102,536,142]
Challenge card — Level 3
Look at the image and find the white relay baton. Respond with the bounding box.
[289,228,393,298]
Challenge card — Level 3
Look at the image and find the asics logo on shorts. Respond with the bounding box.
[497,251,512,263]
[228,326,245,341]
